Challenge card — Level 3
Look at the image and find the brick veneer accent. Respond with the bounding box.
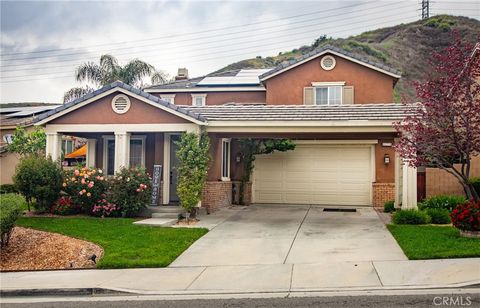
[243,182,252,206]
[372,183,395,208]
[201,181,232,210]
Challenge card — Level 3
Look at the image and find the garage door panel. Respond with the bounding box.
[253,144,373,206]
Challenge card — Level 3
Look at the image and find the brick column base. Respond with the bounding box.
[202,181,232,211]
[372,183,395,208]
[243,182,252,206]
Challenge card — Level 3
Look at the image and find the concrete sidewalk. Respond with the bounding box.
[1,258,479,296]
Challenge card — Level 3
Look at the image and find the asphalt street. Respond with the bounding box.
[3,293,479,308]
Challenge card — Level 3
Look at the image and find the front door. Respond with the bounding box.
[169,135,180,203]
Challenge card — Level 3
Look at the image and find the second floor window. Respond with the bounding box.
[191,94,207,106]
[315,86,342,105]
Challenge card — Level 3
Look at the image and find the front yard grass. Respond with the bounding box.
[16,217,208,268]
[387,224,480,259]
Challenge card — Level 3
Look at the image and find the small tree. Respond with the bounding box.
[238,139,296,204]
[13,156,63,212]
[7,126,46,156]
[395,36,480,201]
[175,132,210,220]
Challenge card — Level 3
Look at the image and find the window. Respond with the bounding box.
[191,94,207,106]
[62,139,74,154]
[221,138,231,181]
[314,86,342,105]
[129,137,146,168]
[160,94,175,104]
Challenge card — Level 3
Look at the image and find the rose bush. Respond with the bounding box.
[110,167,151,217]
[450,201,480,231]
[63,167,109,214]
[50,196,81,215]
[92,198,118,217]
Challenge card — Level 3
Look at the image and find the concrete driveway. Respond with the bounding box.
[170,204,407,267]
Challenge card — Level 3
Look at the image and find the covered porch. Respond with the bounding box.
[44,125,198,205]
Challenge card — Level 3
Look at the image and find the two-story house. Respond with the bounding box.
[35,45,417,210]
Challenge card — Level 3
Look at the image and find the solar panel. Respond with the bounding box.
[3,105,60,118]
[197,69,272,86]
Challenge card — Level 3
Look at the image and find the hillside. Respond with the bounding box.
[215,15,480,102]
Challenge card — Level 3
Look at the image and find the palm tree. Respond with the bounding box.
[63,54,169,103]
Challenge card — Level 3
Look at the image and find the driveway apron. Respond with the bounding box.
[169,204,406,267]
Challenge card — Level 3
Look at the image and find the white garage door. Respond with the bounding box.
[252,144,373,206]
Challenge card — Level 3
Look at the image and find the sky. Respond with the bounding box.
[1,0,479,104]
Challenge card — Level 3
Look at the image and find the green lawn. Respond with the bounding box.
[16,217,208,268]
[387,224,480,259]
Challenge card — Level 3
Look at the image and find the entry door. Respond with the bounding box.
[169,135,180,203]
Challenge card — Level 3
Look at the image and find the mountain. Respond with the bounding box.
[215,15,480,102]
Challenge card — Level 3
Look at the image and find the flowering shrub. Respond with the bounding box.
[450,201,480,231]
[92,198,118,217]
[50,196,81,215]
[63,167,109,214]
[111,167,151,217]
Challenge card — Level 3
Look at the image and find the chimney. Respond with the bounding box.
[175,68,189,80]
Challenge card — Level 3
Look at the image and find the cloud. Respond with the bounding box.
[0,0,477,103]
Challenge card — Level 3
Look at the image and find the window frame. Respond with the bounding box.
[311,82,345,106]
[129,135,147,169]
[160,94,176,104]
[191,94,207,106]
[62,139,74,155]
[221,138,231,181]
[102,135,146,175]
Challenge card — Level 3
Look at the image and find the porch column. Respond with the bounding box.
[85,139,96,168]
[401,162,417,209]
[114,132,130,173]
[45,132,62,162]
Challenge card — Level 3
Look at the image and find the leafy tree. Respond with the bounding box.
[175,133,210,220]
[13,156,63,212]
[238,139,296,204]
[7,126,46,156]
[63,54,169,103]
[395,36,480,201]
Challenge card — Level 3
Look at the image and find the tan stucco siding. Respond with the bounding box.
[153,91,266,105]
[264,53,396,105]
[50,92,191,125]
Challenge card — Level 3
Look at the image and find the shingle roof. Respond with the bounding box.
[35,81,207,124]
[259,45,401,80]
[184,104,414,121]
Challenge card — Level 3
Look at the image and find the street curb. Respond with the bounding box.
[0,288,129,297]
[2,282,479,298]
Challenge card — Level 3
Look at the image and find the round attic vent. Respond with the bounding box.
[111,94,131,114]
[320,55,336,71]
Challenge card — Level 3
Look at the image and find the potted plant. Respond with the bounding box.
[450,201,480,238]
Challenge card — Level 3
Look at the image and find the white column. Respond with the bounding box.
[85,139,96,168]
[114,132,130,173]
[402,162,418,209]
[162,133,171,205]
[46,132,62,162]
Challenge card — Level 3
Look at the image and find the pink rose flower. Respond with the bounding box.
[74,170,80,176]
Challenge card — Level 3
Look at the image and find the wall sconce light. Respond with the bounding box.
[235,153,242,163]
[384,154,390,165]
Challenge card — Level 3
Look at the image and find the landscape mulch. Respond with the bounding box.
[0,227,103,271]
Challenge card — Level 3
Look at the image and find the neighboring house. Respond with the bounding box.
[0,104,81,184]
[35,45,420,209]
